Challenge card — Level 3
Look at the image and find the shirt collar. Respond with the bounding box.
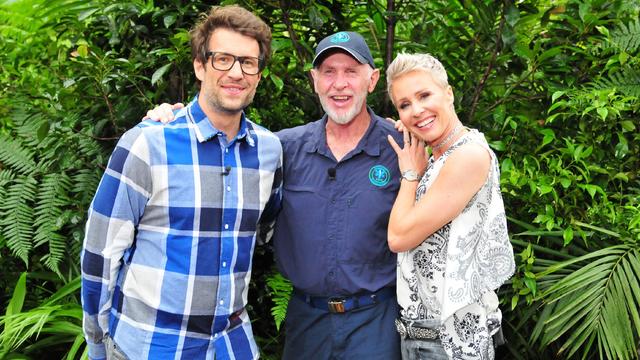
[187,95,254,146]
[303,106,382,157]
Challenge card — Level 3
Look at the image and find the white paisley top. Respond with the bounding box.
[397,128,515,359]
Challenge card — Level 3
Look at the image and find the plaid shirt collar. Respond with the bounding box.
[187,95,255,147]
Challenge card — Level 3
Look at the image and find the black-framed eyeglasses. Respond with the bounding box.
[204,51,264,75]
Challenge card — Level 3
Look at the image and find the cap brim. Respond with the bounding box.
[312,45,368,67]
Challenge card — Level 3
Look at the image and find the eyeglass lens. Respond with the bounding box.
[209,52,260,75]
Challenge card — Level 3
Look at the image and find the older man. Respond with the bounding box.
[273,31,401,359]
[81,6,282,360]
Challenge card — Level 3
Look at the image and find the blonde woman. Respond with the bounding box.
[386,53,515,360]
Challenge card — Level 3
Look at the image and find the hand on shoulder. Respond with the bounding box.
[143,102,184,123]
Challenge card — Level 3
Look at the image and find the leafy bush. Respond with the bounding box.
[0,0,638,359]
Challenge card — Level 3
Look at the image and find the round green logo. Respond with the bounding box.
[369,165,390,186]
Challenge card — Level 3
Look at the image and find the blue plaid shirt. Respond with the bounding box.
[81,97,283,360]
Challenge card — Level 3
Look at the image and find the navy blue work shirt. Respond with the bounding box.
[273,108,403,296]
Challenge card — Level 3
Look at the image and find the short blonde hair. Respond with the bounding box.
[386,53,449,105]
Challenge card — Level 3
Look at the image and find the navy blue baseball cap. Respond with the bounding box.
[312,31,375,68]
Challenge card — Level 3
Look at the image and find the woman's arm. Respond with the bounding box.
[387,137,491,252]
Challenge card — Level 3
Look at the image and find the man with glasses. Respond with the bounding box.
[148,31,402,359]
[81,5,282,360]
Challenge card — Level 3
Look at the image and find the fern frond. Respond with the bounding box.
[0,169,16,200]
[610,18,640,53]
[0,169,16,182]
[33,173,73,275]
[71,168,102,205]
[15,112,45,147]
[0,176,38,265]
[0,137,38,175]
[597,68,640,98]
[266,271,292,331]
[75,131,104,161]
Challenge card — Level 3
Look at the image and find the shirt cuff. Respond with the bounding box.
[87,340,107,360]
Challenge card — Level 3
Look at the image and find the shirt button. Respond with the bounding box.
[328,271,334,277]
[328,234,334,240]
[224,224,229,229]
[226,186,231,192]
[331,198,336,204]
[219,300,224,305]
[222,261,227,267]
[225,148,229,153]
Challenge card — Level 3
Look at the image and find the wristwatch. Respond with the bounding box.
[401,169,420,182]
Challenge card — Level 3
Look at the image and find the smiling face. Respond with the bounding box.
[391,69,455,144]
[311,51,379,125]
[194,28,262,117]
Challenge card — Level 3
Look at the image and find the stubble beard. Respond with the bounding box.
[203,83,256,115]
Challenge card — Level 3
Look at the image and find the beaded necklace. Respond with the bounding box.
[431,123,462,151]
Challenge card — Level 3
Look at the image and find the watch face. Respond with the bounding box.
[402,170,419,181]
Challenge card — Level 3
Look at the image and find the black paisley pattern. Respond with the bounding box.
[397,129,515,359]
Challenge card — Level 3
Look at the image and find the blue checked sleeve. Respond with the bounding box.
[81,126,152,359]
[257,151,283,245]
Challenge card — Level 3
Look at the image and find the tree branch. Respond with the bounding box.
[279,0,314,90]
[467,1,507,122]
[382,0,396,116]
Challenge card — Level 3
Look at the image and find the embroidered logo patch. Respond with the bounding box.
[369,165,390,187]
[330,32,350,43]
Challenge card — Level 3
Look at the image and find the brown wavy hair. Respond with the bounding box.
[190,5,272,67]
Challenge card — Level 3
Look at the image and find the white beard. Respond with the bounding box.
[320,91,367,125]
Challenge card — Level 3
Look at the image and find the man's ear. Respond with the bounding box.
[368,68,380,93]
[194,58,206,82]
[310,68,319,93]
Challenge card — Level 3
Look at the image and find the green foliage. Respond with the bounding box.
[0,0,639,358]
[609,17,640,53]
[0,274,85,359]
[265,272,293,331]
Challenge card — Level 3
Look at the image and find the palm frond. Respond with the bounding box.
[536,244,640,359]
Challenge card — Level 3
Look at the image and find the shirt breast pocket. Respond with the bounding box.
[344,186,397,263]
[283,183,316,193]
[282,183,323,212]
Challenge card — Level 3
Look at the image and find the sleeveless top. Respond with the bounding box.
[397,128,515,359]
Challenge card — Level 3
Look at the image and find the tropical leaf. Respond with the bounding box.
[0,275,83,356]
[535,244,640,359]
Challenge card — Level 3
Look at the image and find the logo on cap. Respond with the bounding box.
[369,165,390,187]
[330,32,350,44]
